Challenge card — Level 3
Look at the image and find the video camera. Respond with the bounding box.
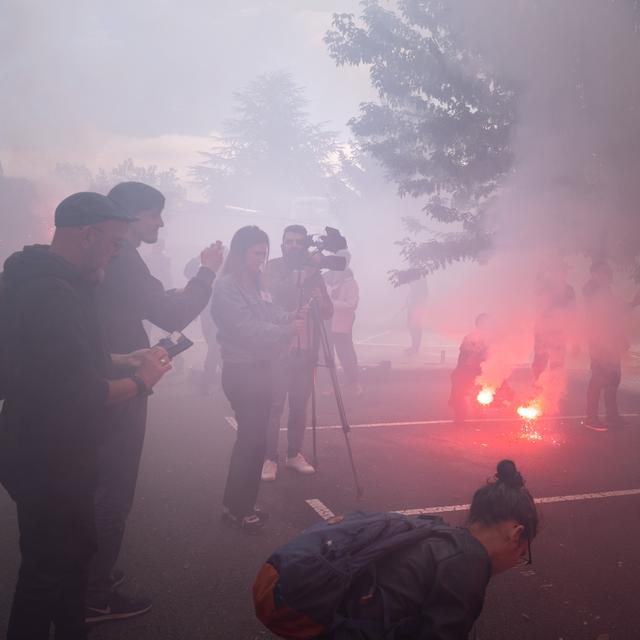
[297,227,348,271]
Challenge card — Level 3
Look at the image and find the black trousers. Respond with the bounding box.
[87,397,147,607]
[7,486,96,640]
[222,361,272,518]
[532,332,566,381]
[201,314,220,391]
[587,356,621,420]
[449,367,476,420]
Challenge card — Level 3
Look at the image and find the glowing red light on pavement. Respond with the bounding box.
[517,404,540,421]
[477,387,495,406]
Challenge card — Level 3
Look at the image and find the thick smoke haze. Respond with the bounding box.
[1,1,373,176]
[417,0,640,408]
[2,0,639,378]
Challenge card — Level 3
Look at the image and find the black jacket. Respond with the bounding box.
[0,246,111,498]
[338,527,491,639]
[96,240,214,354]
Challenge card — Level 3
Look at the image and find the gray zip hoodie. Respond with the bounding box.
[210,273,294,364]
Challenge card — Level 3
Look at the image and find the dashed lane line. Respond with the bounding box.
[305,499,336,520]
[306,488,640,520]
[355,330,392,345]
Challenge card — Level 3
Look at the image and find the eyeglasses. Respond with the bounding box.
[520,538,532,566]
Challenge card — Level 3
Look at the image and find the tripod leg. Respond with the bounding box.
[316,309,364,498]
[311,367,318,469]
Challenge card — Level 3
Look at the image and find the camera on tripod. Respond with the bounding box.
[297,227,348,271]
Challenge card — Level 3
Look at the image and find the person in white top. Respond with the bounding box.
[324,250,362,394]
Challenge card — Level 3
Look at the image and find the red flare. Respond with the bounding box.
[517,404,541,421]
[477,387,495,406]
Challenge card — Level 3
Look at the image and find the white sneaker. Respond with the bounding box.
[261,459,278,482]
[285,453,316,475]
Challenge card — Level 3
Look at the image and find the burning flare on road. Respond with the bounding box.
[517,404,541,421]
[477,387,495,406]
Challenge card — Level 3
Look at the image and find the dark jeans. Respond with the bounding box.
[449,367,476,421]
[332,332,359,386]
[587,357,621,420]
[7,487,96,640]
[87,397,147,607]
[532,332,566,381]
[222,361,272,517]
[201,314,220,391]
[266,353,314,461]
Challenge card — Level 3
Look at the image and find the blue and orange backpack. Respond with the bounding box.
[253,511,448,639]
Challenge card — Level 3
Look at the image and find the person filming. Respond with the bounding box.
[261,224,333,481]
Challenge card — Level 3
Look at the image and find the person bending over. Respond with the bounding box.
[255,459,538,640]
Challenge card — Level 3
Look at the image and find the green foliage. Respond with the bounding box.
[326,0,515,278]
[54,159,186,212]
[192,71,340,214]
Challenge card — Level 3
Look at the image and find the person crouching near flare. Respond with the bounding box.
[449,313,490,422]
[253,460,538,640]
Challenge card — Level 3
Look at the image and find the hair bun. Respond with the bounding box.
[496,459,524,488]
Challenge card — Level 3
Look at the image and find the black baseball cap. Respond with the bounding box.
[54,192,136,228]
[108,182,165,216]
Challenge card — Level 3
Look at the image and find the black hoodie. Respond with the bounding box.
[0,245,111,499]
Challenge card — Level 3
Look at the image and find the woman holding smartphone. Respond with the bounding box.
[211,226,303,533]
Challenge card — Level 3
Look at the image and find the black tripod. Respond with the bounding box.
[306,298,364,499]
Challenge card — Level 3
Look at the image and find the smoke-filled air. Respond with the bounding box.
[2,1,640,639]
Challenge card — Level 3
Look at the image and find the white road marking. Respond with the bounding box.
[270,413,640,433]
[307,488,640,521]
[355,330,392,345]
[227,414,640,433]
[305,499,336,520]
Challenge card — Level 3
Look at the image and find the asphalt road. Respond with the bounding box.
[1,356,639,640]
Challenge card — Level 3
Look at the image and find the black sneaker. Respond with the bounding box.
[109,569,125,591]
[221,510,268,534]
[86,593,152,624]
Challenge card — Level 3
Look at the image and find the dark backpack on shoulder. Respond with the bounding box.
[253,511,448,639]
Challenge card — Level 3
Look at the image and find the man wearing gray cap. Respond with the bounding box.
[86,182,223,623]
[0,192,171,640]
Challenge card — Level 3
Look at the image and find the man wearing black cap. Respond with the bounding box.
[0,192,171,640]
[87,181,224,622]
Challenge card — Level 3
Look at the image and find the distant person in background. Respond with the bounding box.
[324,250,362,394]
[583,260,630,431]
[449,314,490,423]
[532,261,577,382]
[405,277,429,356]
[186,254,222,395]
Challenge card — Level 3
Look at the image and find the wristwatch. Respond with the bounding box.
[130,373,152,396]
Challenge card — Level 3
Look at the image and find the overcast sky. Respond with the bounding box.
[1,0,375,177]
